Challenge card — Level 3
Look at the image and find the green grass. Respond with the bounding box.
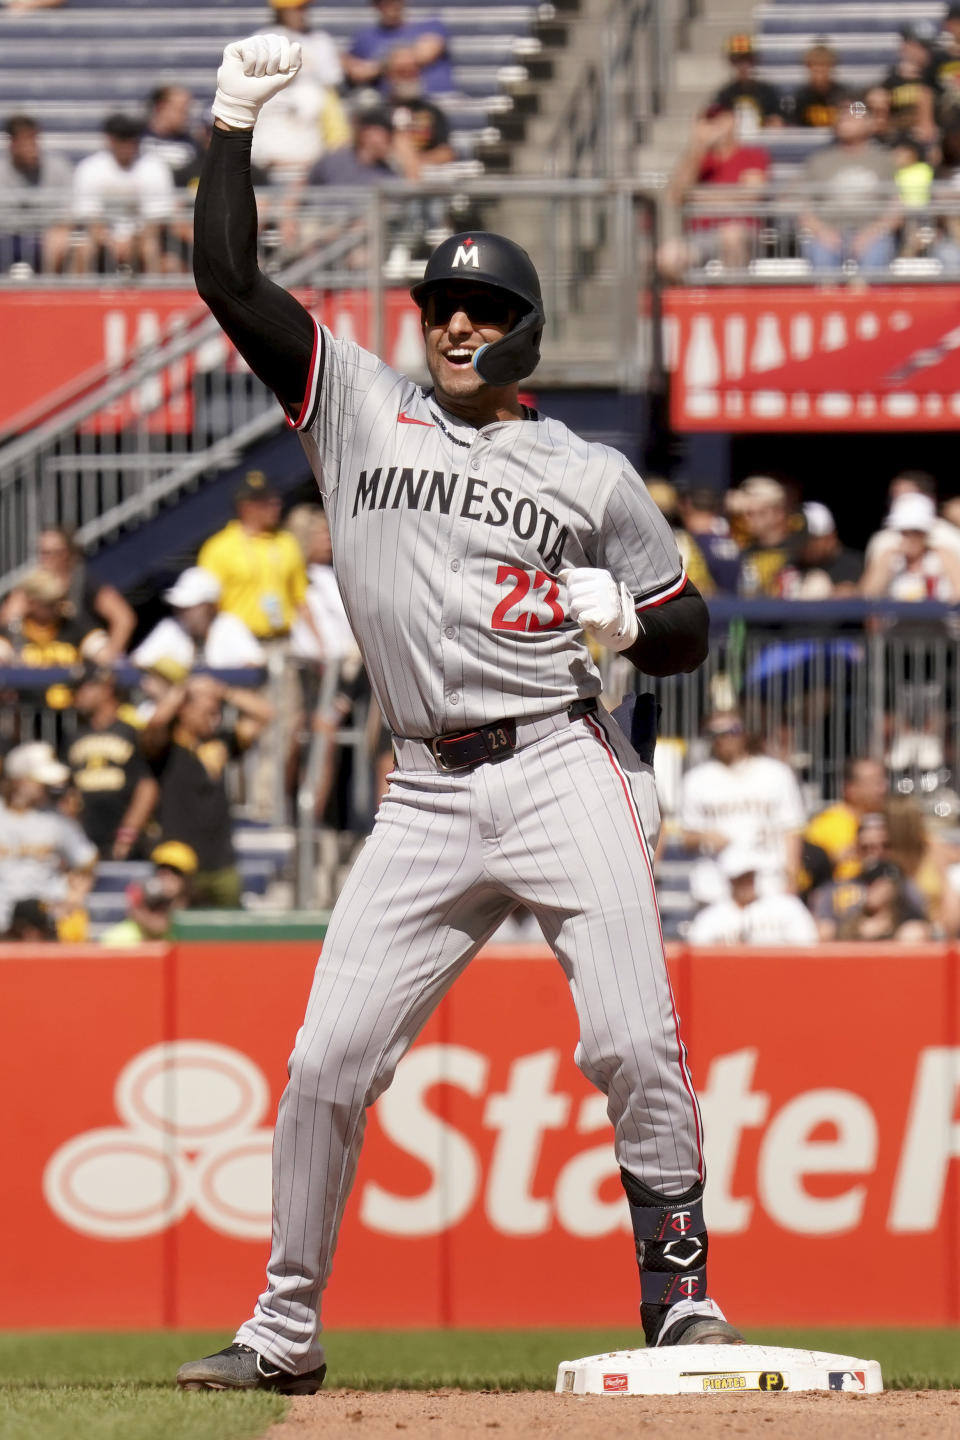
[0,1328,957,1440]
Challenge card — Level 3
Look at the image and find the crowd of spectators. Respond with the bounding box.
[0,469,377,941]
[3,458,960,947]
[0,0,463,276]
[677,717,960,947]
[644,468,960,603]
[661,7,960,278]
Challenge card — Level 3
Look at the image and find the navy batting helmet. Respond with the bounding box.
[410,231,544,386]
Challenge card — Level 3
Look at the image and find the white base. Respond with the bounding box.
[556,1344,883,1396]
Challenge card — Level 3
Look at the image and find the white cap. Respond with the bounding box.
[740,475,786,505]
[719,846,765,879]
[803,501,835,537]
[4,740,70,787]
[163,567,222,608]
[888,492,935,533]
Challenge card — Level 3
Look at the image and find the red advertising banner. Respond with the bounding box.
[664,286,960,430]
[0,289,423,436]
[2,940,958,1330]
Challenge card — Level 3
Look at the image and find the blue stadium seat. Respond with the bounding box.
[0,0,544,171]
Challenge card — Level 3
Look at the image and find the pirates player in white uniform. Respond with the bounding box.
[178,35,742,1393]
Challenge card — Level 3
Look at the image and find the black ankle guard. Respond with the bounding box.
[621,1170,709,1344]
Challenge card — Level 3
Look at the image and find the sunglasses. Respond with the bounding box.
[424,287,516,329]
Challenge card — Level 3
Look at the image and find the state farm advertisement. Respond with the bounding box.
[0,289,423,436]
[665,286,960,430]
[1,941,958,1329]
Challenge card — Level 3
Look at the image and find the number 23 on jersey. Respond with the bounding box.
[491,565,566,632]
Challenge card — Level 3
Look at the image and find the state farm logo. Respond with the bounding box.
[43,1042,274,1240]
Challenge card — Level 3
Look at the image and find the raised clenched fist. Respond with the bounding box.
[559,566,639,652]
[212,35,303,131]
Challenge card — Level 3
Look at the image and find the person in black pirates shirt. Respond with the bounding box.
[65,663,158,859]
[0,569,106,670]
[881,24,938,144]
[930,4,960,125]
[141,674,271,907]
[711,33,782,133]
[787,44,848,129]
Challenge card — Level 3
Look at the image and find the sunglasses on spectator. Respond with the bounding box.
[424,288,516,329]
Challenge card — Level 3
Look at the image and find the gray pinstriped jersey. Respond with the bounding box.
[295,322,684,738]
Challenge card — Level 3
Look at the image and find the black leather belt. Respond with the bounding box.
[429,698,597,772]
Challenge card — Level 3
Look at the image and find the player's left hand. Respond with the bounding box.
[559,567,639,652]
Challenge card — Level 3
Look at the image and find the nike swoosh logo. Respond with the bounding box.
[398,410,434,427]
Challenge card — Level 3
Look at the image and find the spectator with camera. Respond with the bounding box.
[100,841,198,946]
[141,674,271,908]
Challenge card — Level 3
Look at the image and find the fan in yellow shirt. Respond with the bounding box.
[198,472,309,639]
[805,756,887,881]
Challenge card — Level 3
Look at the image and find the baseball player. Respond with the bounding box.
[177,34,741,1394]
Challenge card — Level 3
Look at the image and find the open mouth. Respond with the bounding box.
[443,348,475,368]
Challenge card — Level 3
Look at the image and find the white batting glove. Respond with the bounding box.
[212,34,303,131]
[559,566,639,652]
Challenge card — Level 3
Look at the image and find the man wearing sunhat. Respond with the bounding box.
[0,742,97,938]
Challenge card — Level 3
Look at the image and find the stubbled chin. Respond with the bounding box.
[428,358,484,396]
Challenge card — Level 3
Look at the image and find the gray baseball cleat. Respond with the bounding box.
[658,1315,745,1346]
[176,1342,326,1394]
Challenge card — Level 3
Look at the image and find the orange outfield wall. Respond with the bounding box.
[1,940,958,1330]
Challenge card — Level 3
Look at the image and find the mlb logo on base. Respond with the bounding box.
[829,1372,867,1392]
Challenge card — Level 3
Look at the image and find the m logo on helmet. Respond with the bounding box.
[452,243,480,269]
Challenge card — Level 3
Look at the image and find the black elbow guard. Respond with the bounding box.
[624,581,710,677]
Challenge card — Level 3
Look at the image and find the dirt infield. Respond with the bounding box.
[267,1388,960,1440]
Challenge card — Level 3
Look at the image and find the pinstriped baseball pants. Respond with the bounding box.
[237,707,704,1372]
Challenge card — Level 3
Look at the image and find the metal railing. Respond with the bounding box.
[673,184,960,284]
[5,603,960,918]
[639,599,960,807]
[1,654,376,911]
[0,180,661,591]
[549,0,670,179]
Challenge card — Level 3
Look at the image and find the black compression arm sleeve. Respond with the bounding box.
[622,579,710,677]
[193,127,317,418]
